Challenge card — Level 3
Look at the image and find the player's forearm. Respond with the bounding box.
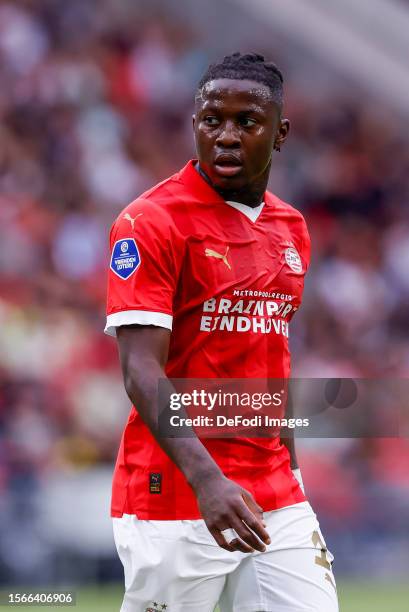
[280,391,298,469]
[281,434,298,469]
[122,362,223,490]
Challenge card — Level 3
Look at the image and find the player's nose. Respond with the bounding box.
[215,120,241,148]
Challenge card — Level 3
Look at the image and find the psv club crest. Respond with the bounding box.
[284,246,303,273]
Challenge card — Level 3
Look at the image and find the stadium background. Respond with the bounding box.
[0,0,408,609]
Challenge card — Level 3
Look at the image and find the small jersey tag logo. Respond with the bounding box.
[205,245,231,270]
[285,247,303,273]
[110,238,140,280]
[149,473,162,494]
[123,212,143,231]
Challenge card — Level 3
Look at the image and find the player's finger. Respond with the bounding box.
[229,516,268,552]
[238,507,271,546]
[227,537,255,554]
[240,492,270,539]
[242,490,264,516]
[208,527,235,552]
[220,527,255,553]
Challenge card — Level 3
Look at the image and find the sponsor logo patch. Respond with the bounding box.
[285,247,303,273]
[110,238,140,280]
[149,473,162,494]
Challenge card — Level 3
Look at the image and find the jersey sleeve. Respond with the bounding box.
[105,199,184,337]
[300,214,311,272]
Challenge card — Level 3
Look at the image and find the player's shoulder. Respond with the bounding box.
[113,175,183,239]
[112,167,187,229]
[267,190,306,222]
[267,191,309,233]
[266,191,311,264]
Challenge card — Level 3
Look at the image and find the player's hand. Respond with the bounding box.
[194,474,271,553]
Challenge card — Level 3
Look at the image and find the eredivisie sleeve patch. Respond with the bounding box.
[110,238,141,280]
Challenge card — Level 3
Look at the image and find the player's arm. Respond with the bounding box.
[280,391,305,492]
[281,218,310,490]
[280,390,298,469]
[116,324,271,553]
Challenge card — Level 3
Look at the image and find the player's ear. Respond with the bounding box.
[274,118,290,152]
[192,114,196,130]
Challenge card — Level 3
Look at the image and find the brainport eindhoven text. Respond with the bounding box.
[169,415,310,428]
[199,296,298,336]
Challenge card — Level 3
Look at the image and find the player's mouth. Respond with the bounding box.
[213,153,243,177]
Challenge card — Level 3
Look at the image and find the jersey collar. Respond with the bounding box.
[178,160,271,213]
[225,199,265,223]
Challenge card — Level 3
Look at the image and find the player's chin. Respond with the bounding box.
[210,169,247,190]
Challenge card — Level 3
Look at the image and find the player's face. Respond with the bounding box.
[193,78,289,193]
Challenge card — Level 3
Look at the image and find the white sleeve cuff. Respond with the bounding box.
[292,468,305,493]
[104,310,173,336]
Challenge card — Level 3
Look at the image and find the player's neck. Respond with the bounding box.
[196,163,268,209]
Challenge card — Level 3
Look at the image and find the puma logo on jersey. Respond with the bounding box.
[205,246,231,270]
[123,212,143,231]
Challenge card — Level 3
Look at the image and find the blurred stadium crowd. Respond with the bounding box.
[0,0,408,584]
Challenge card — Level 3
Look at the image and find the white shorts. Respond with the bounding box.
[113,502,338,612]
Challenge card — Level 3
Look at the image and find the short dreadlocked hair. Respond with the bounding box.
[196,52,284,108]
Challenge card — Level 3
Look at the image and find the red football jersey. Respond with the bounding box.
[106,160,310,519]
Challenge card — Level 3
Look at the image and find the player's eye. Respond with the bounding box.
[203,116,220,126]
[239,116,257,128]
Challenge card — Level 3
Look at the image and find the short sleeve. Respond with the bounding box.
[299,214,311,273]
[105,199,184,336]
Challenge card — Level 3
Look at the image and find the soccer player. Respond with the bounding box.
[105,52,338,612]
